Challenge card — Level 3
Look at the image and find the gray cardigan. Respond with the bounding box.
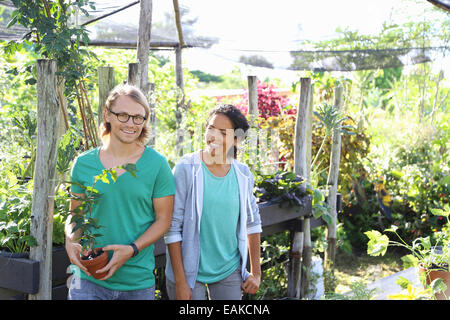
[164,150,262,289]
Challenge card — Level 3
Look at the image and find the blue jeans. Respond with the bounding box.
[68,277,155,300]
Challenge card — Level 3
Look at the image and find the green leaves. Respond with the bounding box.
[365,230,389,257]
[401,254,419,269]
[0,220,37,253]
[5,0,97,109]
[311,188,333,225]
[254,171,308,208]
[314,103,355,137]
[57,129,80,176]
[429,278,448,296]
[430,204,450,218]
[122,163,138,178]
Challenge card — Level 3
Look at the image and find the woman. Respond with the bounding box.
[164,104,262,300]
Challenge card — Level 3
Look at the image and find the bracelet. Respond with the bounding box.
[130,243,139,257]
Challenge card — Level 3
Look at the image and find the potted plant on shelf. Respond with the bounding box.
[68,163,137,280]
[365,204,450,300]
[255,171,309,208]
[254,171,332,225]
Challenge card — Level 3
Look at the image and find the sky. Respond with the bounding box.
[93,0,449,77]
[176,0,448,75]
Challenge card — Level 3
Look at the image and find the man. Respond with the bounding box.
[65,84,175,300]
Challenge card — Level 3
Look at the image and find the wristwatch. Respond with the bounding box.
[130,243,139,257]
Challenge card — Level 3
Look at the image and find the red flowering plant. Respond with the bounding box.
[232,81,297,171]
[235,80,295,119]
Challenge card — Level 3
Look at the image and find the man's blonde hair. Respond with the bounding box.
[99,84,151,145]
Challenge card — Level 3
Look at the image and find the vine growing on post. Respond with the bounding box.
[5,0,98,150]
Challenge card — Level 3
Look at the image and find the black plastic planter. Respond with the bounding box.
[0,246,71,299]
[0,252,39,295]
[259,196,324,236]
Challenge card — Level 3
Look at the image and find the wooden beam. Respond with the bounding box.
[29,59,60,300]
[82,40,183,49]
[172,0,185,48]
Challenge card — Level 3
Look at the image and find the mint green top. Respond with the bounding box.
[70,146,175,291]
[197,161,241,284]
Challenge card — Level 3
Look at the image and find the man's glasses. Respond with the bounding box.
[108,109,146,125]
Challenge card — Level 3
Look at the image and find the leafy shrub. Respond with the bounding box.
[371,134,449,244]
[257,231,290,299]
[0,186,36,253]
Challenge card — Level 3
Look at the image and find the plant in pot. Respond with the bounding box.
[68,163,137,280]
[365,204,450,300]
[254,171,332,223]
[255,171,309,207]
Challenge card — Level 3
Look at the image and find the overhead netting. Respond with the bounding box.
[0,0,449,71]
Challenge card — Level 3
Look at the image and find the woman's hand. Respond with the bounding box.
[242,273,261,295]
[176,281,193,300]
[96,244,134,280]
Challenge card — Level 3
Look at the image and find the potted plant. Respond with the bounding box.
[254,171,332,227]
[68,163,137,280]
[255,171,310,208]
[365,204,450,300]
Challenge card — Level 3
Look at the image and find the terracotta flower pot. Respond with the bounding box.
[418,263,450,300]
[80,248,109,280]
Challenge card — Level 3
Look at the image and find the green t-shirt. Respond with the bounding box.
[70,146,175,291]
[197,162,241,284]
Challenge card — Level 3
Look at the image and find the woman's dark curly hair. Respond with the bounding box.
[206,104,250,159]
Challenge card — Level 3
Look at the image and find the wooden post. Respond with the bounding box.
[175,45,185,157]
[300,79,313,298]
[56,77,69,137]
[137,0,152,97]
[306,83,314,181]
[98,66,115,127]
[172,0,186,158]
[287,231,303,298]
[147,82,157,147]
[294,78,310,176]
[248,75,258,115]
[324,85,344,269]
[29,59,60,300]
[288,77,311,298]
[247,75,258,169]
[128,62,139,86]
